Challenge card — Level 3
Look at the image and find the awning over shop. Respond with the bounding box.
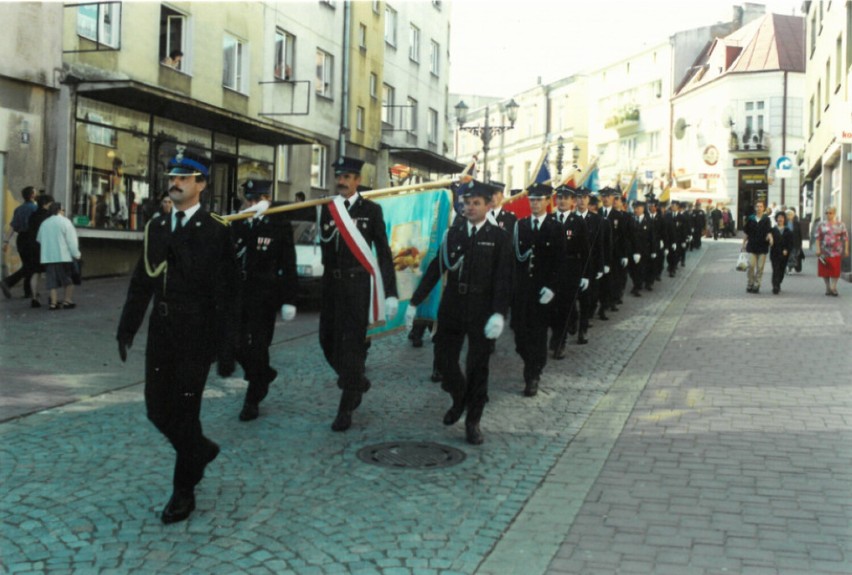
[73,80,313,147]
[383,145,465,175]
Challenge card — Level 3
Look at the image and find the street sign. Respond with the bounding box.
[776,155,793,179]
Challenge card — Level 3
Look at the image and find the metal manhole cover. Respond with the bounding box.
[356,441,466,469]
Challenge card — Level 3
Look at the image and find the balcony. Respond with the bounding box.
[729,128,771,153]
[604,106,640,136]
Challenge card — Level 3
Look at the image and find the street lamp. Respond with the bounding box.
[455,98,519,183]
[555,136,565,175]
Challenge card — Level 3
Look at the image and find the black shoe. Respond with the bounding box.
[465,422,484,445]
[443,402,464,425]
[609,305,618,312]
[161,490,195,524]
[772,286,780,295]
[30,299,41,308]
[0,281,10,299]
[430,369,443,383]
[668,271,675,278]
[524,377,539,397]
[631,289,642,297]
[645,285,653,291]
[238,401,259,421]
[616,298,624,305]
[598,312,609,321]
[655,275,662,282]
[566,318,578,336]
[331,410,352,432]
[577,330,588,345]
[553,345,566,360]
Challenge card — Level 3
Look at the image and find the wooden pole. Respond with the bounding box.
[224,178,455,222]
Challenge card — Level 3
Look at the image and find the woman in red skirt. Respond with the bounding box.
[814,206,849,296]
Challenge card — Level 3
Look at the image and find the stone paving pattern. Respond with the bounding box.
[1,240,850,574]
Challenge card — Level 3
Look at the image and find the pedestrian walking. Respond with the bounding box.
[770,211,793,294]
[510,183,561,397]
[710,204,723,240]
[628,200,656,295]
[691,203,706,249]
[600,187,630,309]
[1,186,39,302]
[26,194,55,308]
[744,200,773,294]
[814,206,849,296]
[407,180,513,445]
[588,194,613,321]
[647,197,666,282]
[786,208,804,273]
[233,179,298,422]
[575,188,605,345]
[116,149,239,524]
[35,202,81,310]
[319,156,398,432]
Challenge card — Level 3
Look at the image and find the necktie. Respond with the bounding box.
[344,199,350,210]
[470,225,477,238]
[174,210,186,232]
[533,219,539,232]
[559,213,565,224]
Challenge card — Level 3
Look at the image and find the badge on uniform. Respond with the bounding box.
[257,237,271,251]
[566,230,573,239]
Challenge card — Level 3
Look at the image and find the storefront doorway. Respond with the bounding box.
[737,169,768,229]
[209,155,238,216]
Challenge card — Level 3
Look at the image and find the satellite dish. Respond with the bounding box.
[674,118,689,140]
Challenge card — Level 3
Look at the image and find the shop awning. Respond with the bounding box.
[73,80,314,147]
[383,145,465,175]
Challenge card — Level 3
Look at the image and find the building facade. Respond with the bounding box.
[801,0,852,274]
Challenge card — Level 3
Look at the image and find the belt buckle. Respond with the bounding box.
[157,301,169,317]
[332,270,342,279]
[458,283,468,295]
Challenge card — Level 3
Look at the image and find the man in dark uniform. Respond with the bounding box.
[647,196,666,282]
[611,192,631,302]
[550,186,590,360]
[681,202,695,258]
[628,200,656,295]
[510,183,561,397]
[319,156,398,432]
[116,149,238,524]
[692,202,707,249]
[710,204,723,240]
[575,188,605,345]
[665,201,687,277]
[233,179,298,422]
[587,194,613,321]
[488,184,518,234]
[600,187,630,312]
[407,180,513,445]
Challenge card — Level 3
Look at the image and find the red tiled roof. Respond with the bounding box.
[729,14,805,73]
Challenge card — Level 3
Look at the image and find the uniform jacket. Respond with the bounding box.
[319,194,397,297]
[412,220,512,329]
[628,214,656,256]
[605,208,632,259]
[117,208,239,363]
[492,208,518,235]
[512,214,563,299]
[665,211,688,247]
[578,211,605,276]
[234,214,298,308]
[648,211,666,252]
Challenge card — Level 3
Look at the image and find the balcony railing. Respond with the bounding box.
[604,106,640,135]
[729,129,771,152]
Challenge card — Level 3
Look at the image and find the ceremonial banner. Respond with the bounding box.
[503,151,552,219]
[367,188,454,338]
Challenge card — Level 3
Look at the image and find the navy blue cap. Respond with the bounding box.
[633,200,647,209]
[527,183,554,198]
[599,187,615,197]
[555,185,578,197]
[333,156,364,175]
[587,194,600,206]
[168,148,210,177]
[576,186,591,196]
[241,179,273,200]
[459,179,500,200]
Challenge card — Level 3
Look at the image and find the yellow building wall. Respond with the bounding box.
[348,2,384,156]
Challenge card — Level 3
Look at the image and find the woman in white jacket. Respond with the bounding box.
[36,202,81,310]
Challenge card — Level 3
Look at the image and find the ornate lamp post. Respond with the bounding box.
[555,136,565,176]
[455,98,519,182]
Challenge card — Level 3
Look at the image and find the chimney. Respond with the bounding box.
[741,2,767,25]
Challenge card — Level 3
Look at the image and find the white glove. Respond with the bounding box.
[671,244,677,251]
[664,249,670,257]
[633,254,641,264]
[620,257,628,268]
[240,200,270,219]
[604,265,611,274]
[538,287,555,305]
[681,243,687,249]
[651,252,657,259]
[484,313,505,339]
[385,297,399,322]
[579,278,590,291]
[281,304,297,321]
[404,305,416,329]
[660,240,664,249]
[595,271,603,280]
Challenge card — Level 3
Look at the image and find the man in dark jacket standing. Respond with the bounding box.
[628,200,656,295]
[233,179,298,422]
[510,183,561,397]
[319,157,398,432]
[744,199,773,293]
[600,187,631,311]
[117,149,239,524]
[575,188,605,345]
[407,180,513,445]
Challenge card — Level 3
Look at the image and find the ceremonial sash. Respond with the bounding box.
[328,195,386,324]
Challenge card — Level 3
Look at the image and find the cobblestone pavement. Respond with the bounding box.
[1,240,850,574]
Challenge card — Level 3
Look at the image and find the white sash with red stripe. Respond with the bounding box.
[328,195,386,324]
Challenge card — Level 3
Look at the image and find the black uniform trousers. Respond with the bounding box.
[144,306,217,493]
[550,257,583,349]
[578,276,598,330]
[630,255,654,290]
[434,320,491,423]
[514,296,551,380]
[236,295,278,403]
[771,254,789,289]
[319,271,372,394]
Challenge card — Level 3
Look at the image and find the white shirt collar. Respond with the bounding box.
[172,203,202,230]
[467,219,485,235]
[531,213,547,227]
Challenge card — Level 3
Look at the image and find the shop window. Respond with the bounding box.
[76,2,121,49]
[275,29,295,80]
[159,6,187,71]
[223,34,247,92]
[316,49,334,98]
[311,144,328,189]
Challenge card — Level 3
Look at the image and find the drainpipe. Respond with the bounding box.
[781,70,788,207]
[339,0,351,157]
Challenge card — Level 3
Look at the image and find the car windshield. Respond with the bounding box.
[293,220,318,245]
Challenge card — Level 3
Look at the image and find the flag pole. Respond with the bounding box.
[501,147,549,205]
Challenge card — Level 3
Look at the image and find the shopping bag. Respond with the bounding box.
[736,252,748,271]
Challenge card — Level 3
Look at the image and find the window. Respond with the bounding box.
[358,24,367,50]
[274,29,295,80]
[369,73,378,99]
[223,34,246,92]
[159,6,186,71]
[648,131,660,155]
[316,49,334,98]
[373,0,380,14]
[432,0,442,10]
[430,40,440,75]
[816,81,822,123]
[407,97,418,133]
[356,106,365,132]
[826,58,831,105]
[384,5,397,47]
[382,84,395,125]
[837,35,843,90]
[409,25,420,62]
[76,2,121,48]
[809,96,815,137]
[745,100,765,135]
[278,145,291,182]
[427,108,438,143]
[810,14,817,57]
[311,144,327,188]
